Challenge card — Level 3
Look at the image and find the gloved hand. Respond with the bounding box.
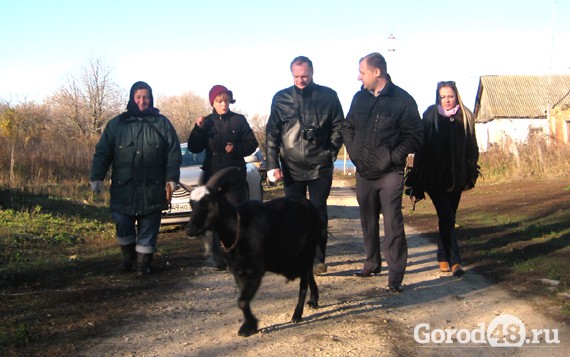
[90,181,103,194]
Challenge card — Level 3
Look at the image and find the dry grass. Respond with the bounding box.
[0,134,96,189]
[479,136,570,182]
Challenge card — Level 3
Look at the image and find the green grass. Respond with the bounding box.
[0,186,115,287]
[0,323,31,347]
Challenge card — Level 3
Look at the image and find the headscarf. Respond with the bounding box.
[126,81,159,117]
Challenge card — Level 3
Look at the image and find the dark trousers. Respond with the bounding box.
[284,175,333,264]
[356,171,407,286]
[427,190,463,266]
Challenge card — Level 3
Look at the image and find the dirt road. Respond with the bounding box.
[79,182,568,356]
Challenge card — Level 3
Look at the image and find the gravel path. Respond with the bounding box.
[80,183,568,356]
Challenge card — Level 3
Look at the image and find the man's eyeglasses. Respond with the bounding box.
[437,81,456,87]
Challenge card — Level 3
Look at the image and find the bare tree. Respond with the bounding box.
[50,78,86,136]
[50,58,123,138]
[248,114,268,156]
[157,92,210,140]
[83,58,123,135]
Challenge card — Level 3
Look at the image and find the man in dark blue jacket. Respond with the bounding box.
[343,53,423,292]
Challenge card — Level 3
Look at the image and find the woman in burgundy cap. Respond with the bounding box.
[187,85,258,270]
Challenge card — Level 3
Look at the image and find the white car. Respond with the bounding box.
[161,143,263,225]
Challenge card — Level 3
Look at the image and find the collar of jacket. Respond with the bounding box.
[210,109,235,120]
[294,81,317,97]
[361,77,394,97]
[119,111,159,122]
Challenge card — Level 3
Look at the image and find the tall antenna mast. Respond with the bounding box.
[386,32,396,52]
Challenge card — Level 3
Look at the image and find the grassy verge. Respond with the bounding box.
[405,179,570,320]
[0,186,206,354]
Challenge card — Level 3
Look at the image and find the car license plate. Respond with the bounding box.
[168,202,191,213]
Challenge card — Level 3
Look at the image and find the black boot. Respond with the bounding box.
[120,243,136,272]
[136,253,153,276]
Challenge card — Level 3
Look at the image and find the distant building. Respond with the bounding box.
[473,74,570,151]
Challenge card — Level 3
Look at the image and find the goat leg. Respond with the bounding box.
[237,299,258,337]
[292,274,310,323]
[307,272,319,308]
[236,274,262,337]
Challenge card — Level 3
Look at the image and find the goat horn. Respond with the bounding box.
[205,167,242,193]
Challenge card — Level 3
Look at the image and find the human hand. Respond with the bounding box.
[406,188,425,211]
[406,153,415,168]
[166,181,177,203]
[166,181,178,192]
[195,116,205,127]
[225,142,234,154]
[90,181,103,194]
[267,168,283,183]
[411,190,425,202]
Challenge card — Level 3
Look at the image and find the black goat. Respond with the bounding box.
[186,167,321,337]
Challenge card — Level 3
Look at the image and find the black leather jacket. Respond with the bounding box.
[266,82,344,181]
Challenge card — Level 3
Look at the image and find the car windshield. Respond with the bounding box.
[181,147,206,167]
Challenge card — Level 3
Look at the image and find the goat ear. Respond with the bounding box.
[206,167,242,195]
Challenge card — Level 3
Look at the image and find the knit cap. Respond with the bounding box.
[208,85,235,106]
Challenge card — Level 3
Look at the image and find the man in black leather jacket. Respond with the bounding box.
[343,53,423,292]
[266,56,344,275]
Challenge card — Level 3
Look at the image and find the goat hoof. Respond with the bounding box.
[238,326,258,337]
[238,320,258,337]
[291,315,303,324]
[307,301,318,309]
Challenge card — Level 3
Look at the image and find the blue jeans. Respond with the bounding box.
[111,211,162,254]
[284,175,333,264]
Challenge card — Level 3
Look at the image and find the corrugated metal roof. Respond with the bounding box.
[474,75,570,121]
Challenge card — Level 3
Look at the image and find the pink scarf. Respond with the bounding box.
[437,104,460,117]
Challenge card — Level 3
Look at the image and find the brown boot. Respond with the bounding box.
[452,264,465,278]
[438,261,451,272]
[120,243,136,272]
[137,253,153,276]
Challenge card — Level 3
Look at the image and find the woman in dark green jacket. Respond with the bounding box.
[90,81,181,275]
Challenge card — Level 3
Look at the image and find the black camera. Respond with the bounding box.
[302,126,317,143]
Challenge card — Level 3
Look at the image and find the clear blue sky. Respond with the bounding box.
[1,0,568,117]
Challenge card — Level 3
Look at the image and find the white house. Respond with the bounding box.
[473,75,570,151]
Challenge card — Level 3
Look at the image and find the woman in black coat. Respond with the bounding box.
[409,81,479,278]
